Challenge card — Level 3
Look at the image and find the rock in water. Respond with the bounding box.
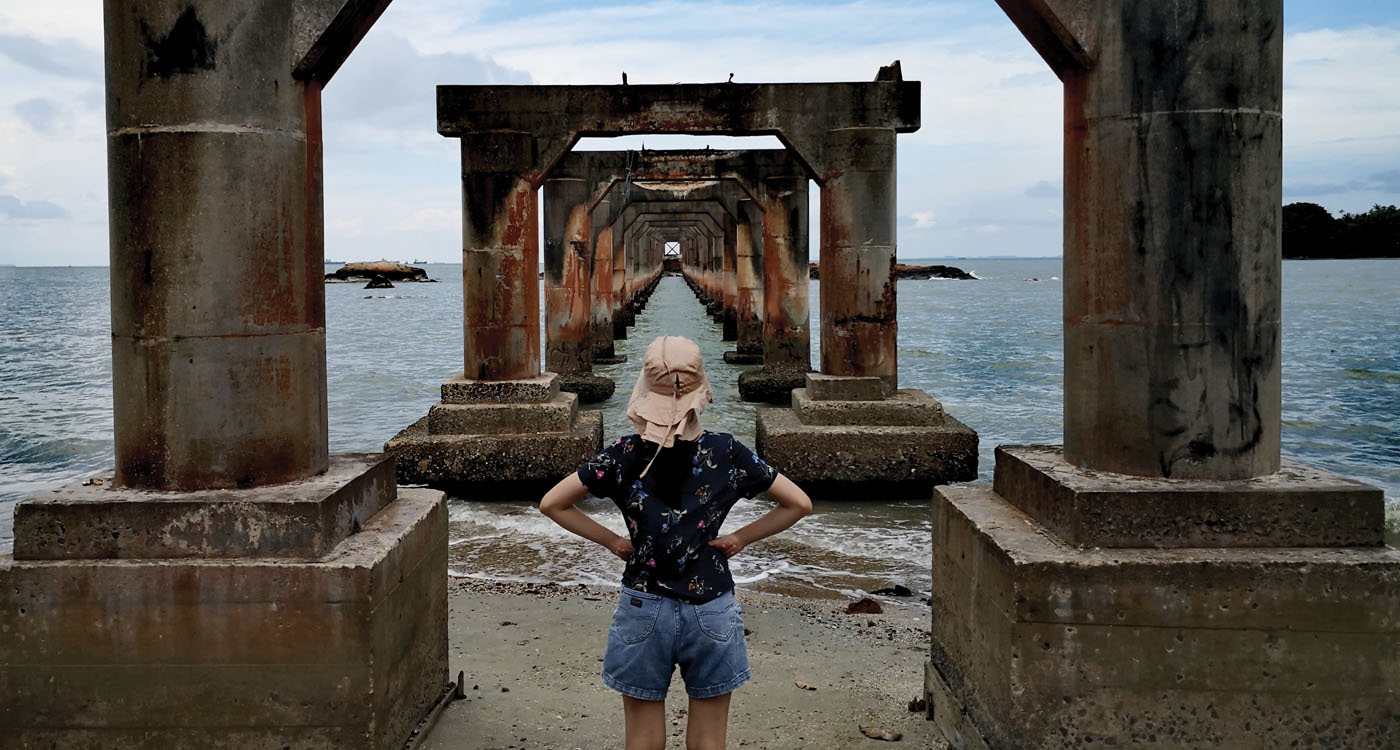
[364,274,394,289]
[326,260,430,283]
[871,585,913,597]
[808,262,974,280]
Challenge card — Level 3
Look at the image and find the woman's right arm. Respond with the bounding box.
[539,473,634,559]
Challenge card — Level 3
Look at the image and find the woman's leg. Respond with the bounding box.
[623,695,667,750]
[685,692,731,750]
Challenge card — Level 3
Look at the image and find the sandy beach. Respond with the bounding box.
[416,578,948,749]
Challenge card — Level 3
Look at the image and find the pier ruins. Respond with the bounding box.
[0,0,1396,748]
[384,63,980,497]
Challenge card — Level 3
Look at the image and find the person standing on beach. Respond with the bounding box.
[540,335,813,750]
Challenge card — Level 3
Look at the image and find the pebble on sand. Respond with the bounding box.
[846,597,883,615]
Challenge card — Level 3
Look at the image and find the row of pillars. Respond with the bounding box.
[110,53,1282,491]
[540,161,815,392]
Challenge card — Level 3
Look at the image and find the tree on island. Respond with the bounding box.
[1283,202,1400,259]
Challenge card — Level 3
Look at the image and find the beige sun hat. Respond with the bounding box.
[626,336,714,460]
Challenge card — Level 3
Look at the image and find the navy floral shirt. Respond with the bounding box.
[577,431,778,603]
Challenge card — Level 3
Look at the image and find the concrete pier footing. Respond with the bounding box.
[1,456,449,749]
[755,374,977,492]
[737,366,810,404]
[926,448,1400,749]
[385,373,602,494]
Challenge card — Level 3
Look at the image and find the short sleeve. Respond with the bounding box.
[577,437,632,499]
[728,437,777,498]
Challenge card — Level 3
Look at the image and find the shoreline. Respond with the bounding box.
[418,577,947,749]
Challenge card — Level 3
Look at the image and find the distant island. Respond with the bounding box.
[325,261,435,283]
[1283,203,1399,259]
[808,262,975,280]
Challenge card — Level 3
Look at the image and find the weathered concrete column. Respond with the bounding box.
[725,197,764,363]
[760,176,810,369]
[589,196,623,363]
[819,128,898,388]
[4,3,450,748]
[107,3,329,491]
[926,5,1399,747]
[388,106,602,492]
[738,175,811,403]
[460,132,540,381]
[701,228,719,317]
[543,175,613,402]
[753,65,977,490]
[1061,23,1280,481]
[721,215,739,339]
[612,216,629,337]
[543,175,591,376]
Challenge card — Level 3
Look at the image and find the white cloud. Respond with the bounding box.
[911,211,937,229]
[1283,25,1400,213]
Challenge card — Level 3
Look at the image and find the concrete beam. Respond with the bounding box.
[292,0,394,83]
[993,0,1095,79]
[437,76,919,184]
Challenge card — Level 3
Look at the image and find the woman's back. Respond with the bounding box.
[579,431,776,602]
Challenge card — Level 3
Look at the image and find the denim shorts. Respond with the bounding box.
[601,586,751,700]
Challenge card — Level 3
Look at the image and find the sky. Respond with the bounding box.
[1,1,1398,266]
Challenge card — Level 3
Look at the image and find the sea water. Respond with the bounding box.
[2,260,1397,600]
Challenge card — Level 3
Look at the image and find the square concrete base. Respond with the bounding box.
[557,373,616,404]
[428,392,578,435]
[738,367,810,404]
[927,483,1400,749]
[993,446,1384,548]
[0,487,449,749]
[722,351,763,365]
[385,410,603,493]
[13,454,398,560]
[754,405,977,488]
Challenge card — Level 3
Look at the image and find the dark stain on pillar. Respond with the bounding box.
[465,174,517,245]
[142,6,217,78]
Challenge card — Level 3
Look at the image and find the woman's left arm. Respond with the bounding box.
[539,473,634,560]
[708,473,812,558]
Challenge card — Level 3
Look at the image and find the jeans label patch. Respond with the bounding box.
[631,598,643,607]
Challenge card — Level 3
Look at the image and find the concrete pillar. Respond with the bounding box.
[925,6,1399,747]
[1061,6,1281,481]
[819,128,898,389]
[542,175,592,376]
[611,216,628,340]
[4,5,450,748]
[388,136,600,488]
[760,176,810,370]
[107,0,328,490]
[460,132,540,381]
[735,198,764,354]
[722,216,738,340]
[589,196,618,361]
[740,175,814,404]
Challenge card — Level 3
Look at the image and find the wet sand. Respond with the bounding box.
[417,578,949,749]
